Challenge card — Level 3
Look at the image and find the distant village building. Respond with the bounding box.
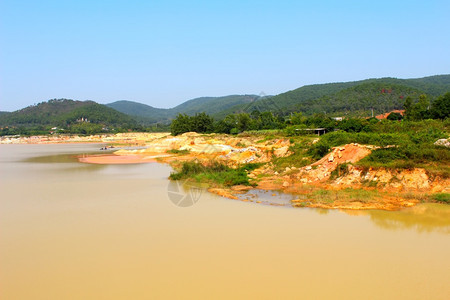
[375,110,405,120]
[295,128,327,136]
[76,117,90,123]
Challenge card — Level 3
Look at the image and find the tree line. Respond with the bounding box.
[2,92,448,137]
[170,92,449,136]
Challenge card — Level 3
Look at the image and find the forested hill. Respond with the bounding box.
[0,99,136,127]
[402,75,450,95]
[106,100,171,124]
[171,95,258,115]
[295,82,424,117]
[214,75,450,118]
[2,75,448,128]
[107,95,258,124]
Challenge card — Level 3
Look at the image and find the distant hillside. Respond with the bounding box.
[171,95,257,115]
[0,99,136,127]
[106,100,171,124]
[296,82,424,116]
[401,75,450,95]
[213,81,362,118]
[3,75,448,128]
[107,95,258,124]
[0,111,10,116]
[216,75,450,117]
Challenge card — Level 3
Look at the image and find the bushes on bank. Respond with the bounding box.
[169,161,261,187]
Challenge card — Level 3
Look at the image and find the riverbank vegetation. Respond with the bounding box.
[168,92,449,136]
[169,161,262,187]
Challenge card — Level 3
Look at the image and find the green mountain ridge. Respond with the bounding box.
[105,100,171,124]
[1,75,448,129]
[216,75,450,118]
[106,95,259,124]
[0,99,136,128]
[295,82,424,117]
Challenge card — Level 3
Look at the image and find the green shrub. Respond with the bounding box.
[431,193,450,204]
[363,148,407,164]
[387,112,403,120]
[330,163,350,179]
[308,141,330,160]
[230,128,240,135]
[169,161,261,187]
[166,149,190,155]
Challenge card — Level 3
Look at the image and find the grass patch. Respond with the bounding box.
[307,141,330,160]
[169,160,261,187]
[400,192,430,203]
[431,193,450,204]
[357,144,450,175]
[242,129,284,137]
[425,166,450,179]
[166,149,190,155]
[330,163,350,180]
[306,188,380,204]
[272,137,315,171]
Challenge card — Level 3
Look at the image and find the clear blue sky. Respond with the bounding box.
[1,0,449,111]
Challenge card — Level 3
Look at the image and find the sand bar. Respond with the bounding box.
[78,154,157,164]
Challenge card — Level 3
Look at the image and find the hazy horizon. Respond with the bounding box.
[1,73,449,112]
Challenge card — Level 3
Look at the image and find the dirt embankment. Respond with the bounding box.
[111,132,290,166]
[255,143,448,210]
[73,132,449,210]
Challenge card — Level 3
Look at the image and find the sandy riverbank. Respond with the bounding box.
[0,132,170,145]
[77,132,449,210]
[78,154,162,164]
[5,132,449,210]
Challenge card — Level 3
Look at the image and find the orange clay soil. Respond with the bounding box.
[78,154,160,164]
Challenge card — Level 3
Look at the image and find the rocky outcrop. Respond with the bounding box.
[435,138,450,148]
[331,166,449,192]
[114,134,292,166]
[287,143,374,184]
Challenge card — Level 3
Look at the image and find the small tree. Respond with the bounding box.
[403,96,413,120]
[387,112,403,121]
[410,94,430,120]
[290,112,305,125]
[236,113,252,132]
[430,92,450,119]
[170,113,192,136]
[192,112,214,133]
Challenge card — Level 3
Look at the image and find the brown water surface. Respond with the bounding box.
[1,144,449,299]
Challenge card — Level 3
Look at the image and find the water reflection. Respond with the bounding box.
[167,179,207,207]
[231,188,450,233]
[23,152,108,172]
[315,208,330,215]
[23,151,109,163]
[362,204,450,233]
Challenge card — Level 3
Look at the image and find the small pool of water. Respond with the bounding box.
[236,189,298,206]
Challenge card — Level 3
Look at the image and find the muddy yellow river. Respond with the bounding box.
[1,144,449,299]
